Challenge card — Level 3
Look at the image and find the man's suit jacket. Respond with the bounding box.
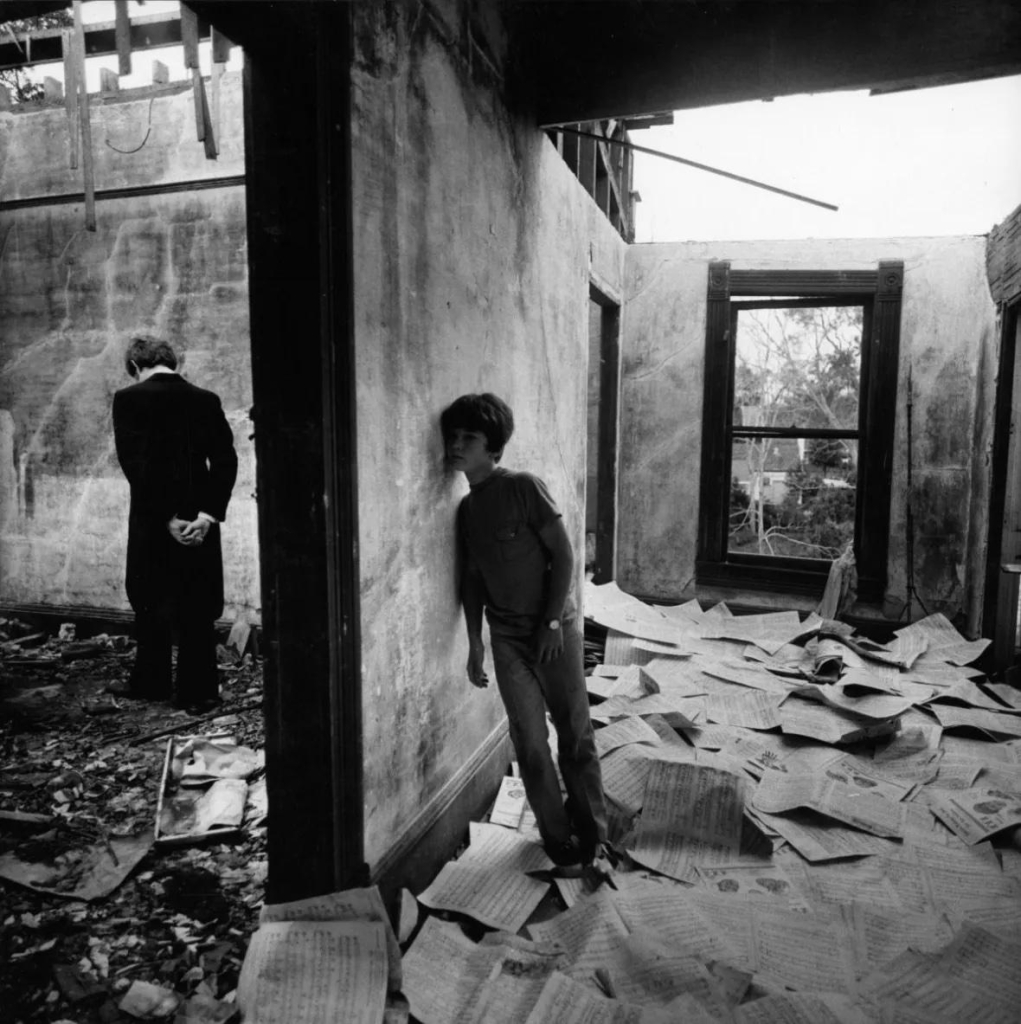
[113,373,238,618]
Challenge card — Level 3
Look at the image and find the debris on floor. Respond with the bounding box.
[156,735,264,847]
[396,583,1021,1023]
[0,616,265,1023]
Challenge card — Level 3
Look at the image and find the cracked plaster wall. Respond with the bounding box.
[0,73,259,620]
[618,236,998,634]
[352,0,626,870]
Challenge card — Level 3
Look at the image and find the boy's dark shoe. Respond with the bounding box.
[544,836,583,867]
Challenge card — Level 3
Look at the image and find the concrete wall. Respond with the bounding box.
[351,1,626,871]
[619,237,999,634]
[0,74,259,620]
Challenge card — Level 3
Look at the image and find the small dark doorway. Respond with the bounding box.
[585,285,621,584]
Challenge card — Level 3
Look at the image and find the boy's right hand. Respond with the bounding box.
[467,638,489,688]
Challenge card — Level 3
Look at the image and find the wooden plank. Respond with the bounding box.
[191,67,206,141]
[180,4,200,69]
[236,0,363,901]
[988,309,1021,670]
[114,0,132,76]
[100,67,119,93]
[191,67,217,157]
[73,0,96,231]
[62,28,79,169]
[592,290,621,584]
[43,76,63,102]
[697,261,733,564]
[152,59,169,85]
[211,25,232,64]
[210,60,224,157]
[596,136,630,238]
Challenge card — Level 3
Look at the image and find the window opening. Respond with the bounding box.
[698,262,902,601]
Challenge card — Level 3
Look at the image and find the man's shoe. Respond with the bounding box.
[106,681,170,701]
[174,697,222,715]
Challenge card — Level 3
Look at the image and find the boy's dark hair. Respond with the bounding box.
[440,393,514,462]
[125,335,178,378]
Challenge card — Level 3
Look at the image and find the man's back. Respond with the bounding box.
[113,374,237,523]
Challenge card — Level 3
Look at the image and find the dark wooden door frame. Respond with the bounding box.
[983,299,1021,672]
[187,2,363,900]
[589,284,621,584]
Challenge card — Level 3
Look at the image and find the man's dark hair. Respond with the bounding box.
[440,393,515,462]
[125,335,178,377]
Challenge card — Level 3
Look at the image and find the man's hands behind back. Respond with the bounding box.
[167,516,210,547]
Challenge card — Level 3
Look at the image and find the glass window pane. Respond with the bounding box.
[733,306,863,431]
[729,438,857,559]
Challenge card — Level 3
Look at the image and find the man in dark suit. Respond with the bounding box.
[112,335,238,712]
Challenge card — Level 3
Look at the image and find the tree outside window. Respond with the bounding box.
[729,304,862,560]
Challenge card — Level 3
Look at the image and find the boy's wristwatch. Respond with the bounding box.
[545,618,561,630]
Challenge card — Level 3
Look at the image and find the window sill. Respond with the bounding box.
[696,558,829,599]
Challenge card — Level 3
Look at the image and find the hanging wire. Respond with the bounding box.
[106,94,155,154]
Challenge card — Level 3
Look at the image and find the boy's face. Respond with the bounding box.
[446,427,496,477]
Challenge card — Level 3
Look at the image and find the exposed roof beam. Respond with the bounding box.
[0,11,208,69]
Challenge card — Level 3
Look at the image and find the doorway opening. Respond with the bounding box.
[585,284,620,584]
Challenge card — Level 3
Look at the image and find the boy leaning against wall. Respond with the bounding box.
[441,392,611,869]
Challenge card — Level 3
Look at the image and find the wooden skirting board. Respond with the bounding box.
[371,721,513,905]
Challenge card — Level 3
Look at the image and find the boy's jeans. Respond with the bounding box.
[490,622,608,852]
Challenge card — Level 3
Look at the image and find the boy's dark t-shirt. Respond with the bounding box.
[458,467,576,639]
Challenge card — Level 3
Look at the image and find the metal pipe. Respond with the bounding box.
[0,174,246,213]
[554,126,839,212]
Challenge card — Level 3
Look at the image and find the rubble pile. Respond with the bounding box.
[0,617,265,1023]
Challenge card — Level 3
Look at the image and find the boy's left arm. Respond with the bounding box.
[536,516,574,663]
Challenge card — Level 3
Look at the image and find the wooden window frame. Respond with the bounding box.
[696,261,903,603]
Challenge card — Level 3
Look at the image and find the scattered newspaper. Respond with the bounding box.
[260,885,401,991]
[930,704,1021,739]
[587,665,651,700]
[395,594,1021,1022]
[526,889,630,977]
[417,824,551,931]
[705,690,783,730]
[629,762,754,882]
[401,916,502,1024]
[694,862,811,910]
[779,695,898,744]
[594,714,663,757]
[488,773,527,829]
[894,612,991,666]
[747,903,857,994]
[928,784,1021,843]
[522,970,667,1024]
[753,770,906,838]
[237,920,387,1024]
[859,923,1021,1022]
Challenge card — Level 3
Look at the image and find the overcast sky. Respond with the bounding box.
[632,75,1021,242]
